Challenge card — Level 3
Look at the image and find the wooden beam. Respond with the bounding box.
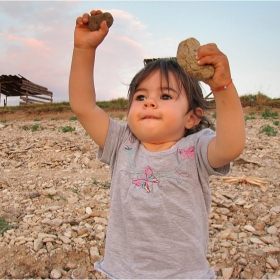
[1,87,24,96]
[22,92,52,101]
[21,86,53,96]
[20,96,51,103]
[21,79,48,91]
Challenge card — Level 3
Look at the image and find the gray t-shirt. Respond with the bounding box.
[94,118,229,279]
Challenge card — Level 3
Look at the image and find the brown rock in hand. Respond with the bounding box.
[177,37,214,80]
[88,12,114,31]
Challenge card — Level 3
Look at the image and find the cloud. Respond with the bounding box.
[110,9,146,29]
[7,35,50,52]
[0,3,154,105]
[94,31,147,101]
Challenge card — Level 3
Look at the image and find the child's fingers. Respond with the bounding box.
[99,20,109,35]
[196,43,223,63]
[196,43,229,73]
[196,43,221,57]
[76,16,83,26]
[196,43,232,87]
[76,13,90,27]
[82,13,90,24]
[198,53,228,69]
[196,44,224,70]
[90,10,103,16]
[76,10,102,26]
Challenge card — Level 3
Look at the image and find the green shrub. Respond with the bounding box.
[101,181,111,188]
[259,124,277,136]
[31,124,39,132]
[92,179,111,188]
[262,108,279,119]
[245,115,256,123]
[60,126,75,133]
[0,217,12,234]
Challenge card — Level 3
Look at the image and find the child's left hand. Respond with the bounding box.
[196,44,232,90]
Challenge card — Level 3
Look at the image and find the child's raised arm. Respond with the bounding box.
[196,44,246,168]
[69,10,110,148]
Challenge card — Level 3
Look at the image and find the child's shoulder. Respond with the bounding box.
[109,117,136,141]
[109,117,129,131]
[176,128,215,153]
[185,128,216,141]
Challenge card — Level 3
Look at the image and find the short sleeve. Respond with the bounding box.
[194,128,230,177]
[98,118,130,168]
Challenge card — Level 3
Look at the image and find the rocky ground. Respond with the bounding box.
[0,107,280,279]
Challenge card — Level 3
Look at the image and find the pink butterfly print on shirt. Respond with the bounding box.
[132,166,159,193]
[178,146,195,161]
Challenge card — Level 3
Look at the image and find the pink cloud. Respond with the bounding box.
[0,3,155,105]
[7,35,50,52]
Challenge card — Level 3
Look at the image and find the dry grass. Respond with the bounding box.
[0,98,129,116]
[239,92,280,108]
[0,94,279,116]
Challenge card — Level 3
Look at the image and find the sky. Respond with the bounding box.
[0,1,280,106]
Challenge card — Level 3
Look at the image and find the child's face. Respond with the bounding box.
[128,70,194,148]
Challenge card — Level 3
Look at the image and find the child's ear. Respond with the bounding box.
[185,108,204,129]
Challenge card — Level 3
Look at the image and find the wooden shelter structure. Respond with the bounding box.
[0,74,53,106]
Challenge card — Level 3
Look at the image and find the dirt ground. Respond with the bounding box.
[1,106,280,279]
[0,108,127,122]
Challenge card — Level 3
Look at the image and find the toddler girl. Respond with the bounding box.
[69,10,245,279]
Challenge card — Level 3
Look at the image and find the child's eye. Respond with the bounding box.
[135,95,146,101]
[161,94,172,100]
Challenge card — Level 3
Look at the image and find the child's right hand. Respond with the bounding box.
[74,10,109,50]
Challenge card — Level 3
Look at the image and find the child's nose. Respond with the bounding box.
[144,98,157,108]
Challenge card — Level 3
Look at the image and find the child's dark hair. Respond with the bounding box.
[127,58,213,136]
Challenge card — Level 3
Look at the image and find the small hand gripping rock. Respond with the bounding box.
[176,37,214,80]
[88,12,114,31]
